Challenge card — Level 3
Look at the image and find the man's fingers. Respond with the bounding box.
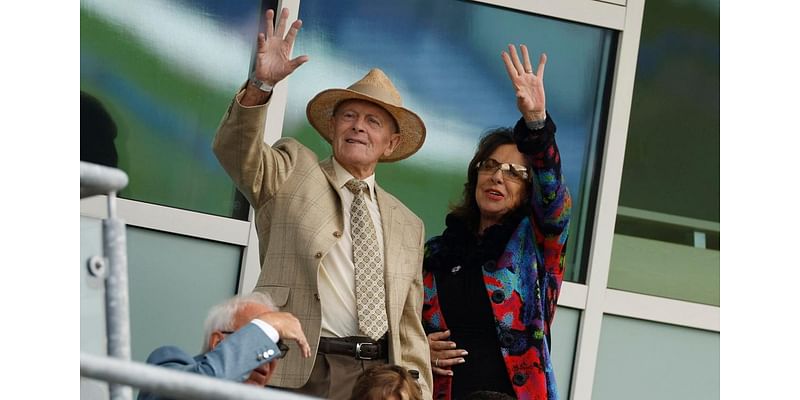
[275,7,289,38]
[265,9,274,37]
[289,55,309,70]
[285,20,302,46]
[286,320,312,357]
[296,336,311,358]
[260,312,311,357]
[284,327,311,358]
[257,33,266,50]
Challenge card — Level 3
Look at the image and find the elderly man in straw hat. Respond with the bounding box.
[212,7,432,400]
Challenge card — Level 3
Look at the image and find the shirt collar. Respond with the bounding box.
[332,157,377,200]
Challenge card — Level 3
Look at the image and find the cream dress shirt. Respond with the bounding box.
[318,157,385,338]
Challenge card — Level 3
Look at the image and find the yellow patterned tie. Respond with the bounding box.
[344,179,388,341]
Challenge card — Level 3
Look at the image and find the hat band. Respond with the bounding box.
[347,83,402,107]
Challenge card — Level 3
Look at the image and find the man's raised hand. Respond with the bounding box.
[254,7,309,86]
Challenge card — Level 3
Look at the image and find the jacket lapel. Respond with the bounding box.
[375,185,400,322]
[375,185,398,269]
[319,157,340,194]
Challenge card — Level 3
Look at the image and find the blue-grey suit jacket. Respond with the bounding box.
[137,323,282,400]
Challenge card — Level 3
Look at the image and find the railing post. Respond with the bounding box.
[81,162,132,400]
[104,191,132,400]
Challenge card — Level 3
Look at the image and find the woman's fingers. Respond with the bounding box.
[429,340,456,350]
[428,330,451,341]
[501,51,518,82]
[520,44,532,73]
[432,366,453,376]
[436,355,466,367]
[508,44,525,75]
[428,330,467,375]
[433,349,467,359]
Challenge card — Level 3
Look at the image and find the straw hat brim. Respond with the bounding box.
[306,88,426,162]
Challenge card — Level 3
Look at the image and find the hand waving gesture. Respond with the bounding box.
[501,44,547,122]
[255,7,308,85]
[243,7,308,105]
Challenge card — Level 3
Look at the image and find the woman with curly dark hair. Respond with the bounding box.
[421,44,572,400]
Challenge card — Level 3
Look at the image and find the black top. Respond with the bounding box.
[425,214,522,399]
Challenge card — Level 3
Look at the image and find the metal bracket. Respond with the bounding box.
[87,255,108,278]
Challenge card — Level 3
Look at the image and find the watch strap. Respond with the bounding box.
[250,78,274,93]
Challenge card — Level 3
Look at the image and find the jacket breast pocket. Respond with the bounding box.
[256,285,291,308]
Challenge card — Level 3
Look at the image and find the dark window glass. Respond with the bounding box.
[80,0,265,219]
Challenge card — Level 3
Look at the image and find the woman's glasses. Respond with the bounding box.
[476,158,530,182]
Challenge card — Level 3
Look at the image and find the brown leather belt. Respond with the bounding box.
[318,336,388,360]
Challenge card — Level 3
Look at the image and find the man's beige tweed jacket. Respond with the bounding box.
[212,93,432,398]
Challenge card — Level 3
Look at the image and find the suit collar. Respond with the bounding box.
[320,157,338,189]
[321,156,400,277]
[330,157,377,201]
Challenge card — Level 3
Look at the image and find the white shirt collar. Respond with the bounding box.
[331,157,377,201]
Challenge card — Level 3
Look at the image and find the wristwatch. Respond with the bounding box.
[250,78,274,93]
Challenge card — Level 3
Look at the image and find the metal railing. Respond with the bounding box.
[615,206,720,249]
[80,161,316,400]
[81,161,133,400]
[81,353,313,400]
[81,162,129,199]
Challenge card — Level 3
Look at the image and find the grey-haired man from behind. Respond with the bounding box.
[138,292,311,400]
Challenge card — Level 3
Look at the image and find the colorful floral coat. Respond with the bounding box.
[422,116,571,400]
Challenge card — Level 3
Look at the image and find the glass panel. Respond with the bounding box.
[593,315,720,400]
[284,0,617,282]
[610,234,719,305]
[612,0,719,304]
[126,227,241,364]
[80,0,264,219]
[551,307,580,399]
[80,216,112,399]
[80,216,107,357]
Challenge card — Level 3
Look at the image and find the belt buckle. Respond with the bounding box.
[355,342,375,360]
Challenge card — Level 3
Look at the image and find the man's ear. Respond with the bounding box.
[208,331,225,350]
[383,133,402,157]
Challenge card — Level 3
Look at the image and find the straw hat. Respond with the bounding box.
[306,68,426,162]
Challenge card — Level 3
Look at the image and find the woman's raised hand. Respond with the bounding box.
[501,44,547,122]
